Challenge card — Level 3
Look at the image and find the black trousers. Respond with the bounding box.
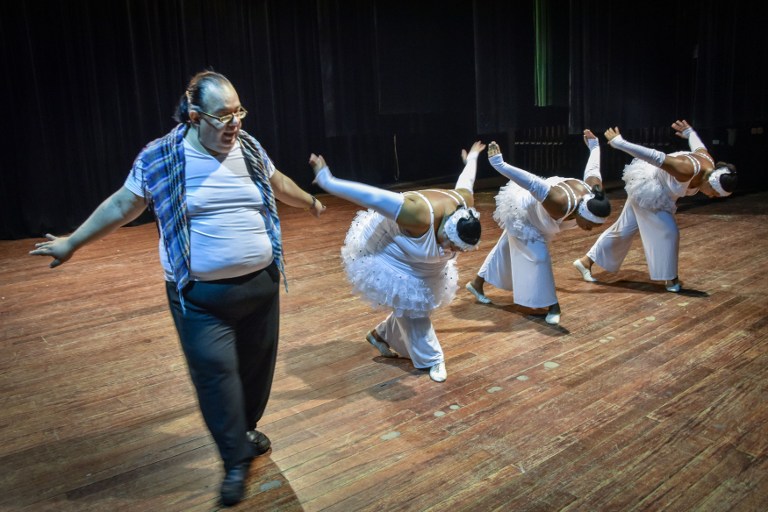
[166,262,280,470]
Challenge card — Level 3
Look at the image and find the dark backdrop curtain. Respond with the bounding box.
[692,0,767,178]
[568,0,695,133]
[1,0,766,239]
[473,0,536,134]
[534,0,568,108]
[312,0,479,193]
[694,0,767,129]
[0,0,326,239]
[568,0,767,184]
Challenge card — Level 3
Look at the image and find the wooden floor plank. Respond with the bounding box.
[2,189,767,510]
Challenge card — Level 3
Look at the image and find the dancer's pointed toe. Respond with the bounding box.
[366,331,398,357]
[465,282,492,304]
[572,259,597,282]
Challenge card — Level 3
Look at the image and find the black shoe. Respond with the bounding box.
[246,430,271,456]
[220,463,250,506]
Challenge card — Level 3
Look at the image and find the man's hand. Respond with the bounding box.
[308,197,326,218]
[30,234,75,268]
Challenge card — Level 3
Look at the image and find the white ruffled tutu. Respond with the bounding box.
[622,158,679,213]
[493,178,563,243]
[341,209,458,318]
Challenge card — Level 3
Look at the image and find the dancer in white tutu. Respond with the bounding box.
[573,120,737,292]
[308,142,485,382]
[465,130,610,325]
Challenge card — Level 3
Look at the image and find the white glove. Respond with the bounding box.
[488,154,550,202]
[608,135,666,168]
[682,127,707,152]
[455,151,478,192]
[583,139,602,182]
[313,166,404,220]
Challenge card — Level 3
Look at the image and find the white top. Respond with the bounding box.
[340,194,459,318]
[125,139,276,281]
[493,177,577,243]
[622,151,699,213]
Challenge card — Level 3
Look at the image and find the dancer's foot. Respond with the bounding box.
[366,331,398,357]
[429,362,447,382]
[545,304,561,325]
[465,281,492,304]
[665,278,681,293]
[573,257,597,282]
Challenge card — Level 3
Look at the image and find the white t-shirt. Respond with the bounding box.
[124,139,277,281]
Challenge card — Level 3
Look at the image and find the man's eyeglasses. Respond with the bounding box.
[196,107,248,126]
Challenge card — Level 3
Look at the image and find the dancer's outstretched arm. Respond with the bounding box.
[487,141,551,202]
[309,154,438,235]
[455,141,486,196]
[309,154,404,221]
[671,119,713,160]
[605,127,698,183]
[582,129,602,188]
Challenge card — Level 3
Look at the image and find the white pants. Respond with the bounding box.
[478,230,557,309]
[587,196,679,281]
[375,314,443,369]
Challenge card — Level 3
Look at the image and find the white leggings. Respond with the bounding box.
[375,314,443,369]
[478,230,557,309]
[587,195,679,281]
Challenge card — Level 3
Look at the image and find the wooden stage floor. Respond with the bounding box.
[1,187,767,511]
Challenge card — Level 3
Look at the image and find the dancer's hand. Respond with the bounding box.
[469,140,486,155]
[604,127,621,142]
[488,141,501,157]
[461,140,487,163]
[309,153,327,175]
[671,119,692,138]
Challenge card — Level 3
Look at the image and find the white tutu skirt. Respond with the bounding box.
[623,159,677,213]
[493,179,561,243]
[341,210,458,318]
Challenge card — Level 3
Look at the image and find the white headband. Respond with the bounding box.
[577,194,607,224]
[708,168,733,197]
[443,207,480,251]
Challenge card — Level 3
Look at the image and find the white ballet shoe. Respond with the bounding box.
[545,311,561,325]
[665,280,681,293]
[366,332,398,358]
[429,362,447,382]
[572,259,597,282]
[465,282,492,304]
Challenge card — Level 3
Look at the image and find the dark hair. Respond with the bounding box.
[173,70,232,123]
[715,162,738,193]
[585,184,611,218]
[456,208,481,245]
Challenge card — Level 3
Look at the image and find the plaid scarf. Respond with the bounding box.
[137,124,285,311]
